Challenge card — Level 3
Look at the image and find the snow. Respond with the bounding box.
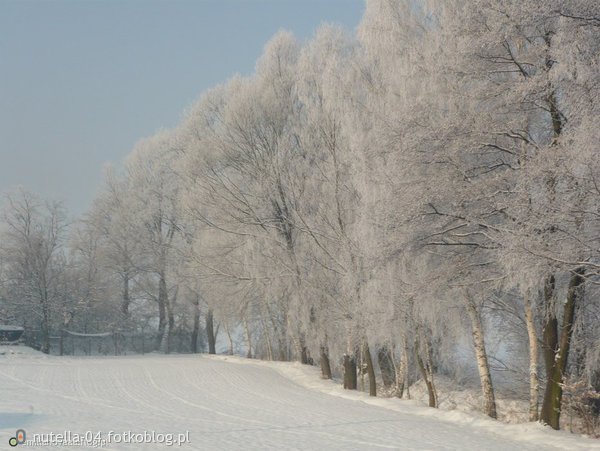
[406,375,531,424]
[63,330,113,337]
[0,344,46,357]
[1,347,597,450]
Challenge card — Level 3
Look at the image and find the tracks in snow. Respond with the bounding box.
[0,354,574,450]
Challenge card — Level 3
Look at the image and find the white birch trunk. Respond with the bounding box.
[465,297,497,419]
[524,294,539,421]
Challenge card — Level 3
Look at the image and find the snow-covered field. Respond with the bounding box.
[1,346,598,450]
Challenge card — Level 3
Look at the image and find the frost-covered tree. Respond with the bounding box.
[0,189,68,353]
[84,166,143,325]
[124,132,187,353]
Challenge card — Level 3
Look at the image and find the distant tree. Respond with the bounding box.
[0,189,68,353]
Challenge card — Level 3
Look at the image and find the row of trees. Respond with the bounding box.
[1,0,598,431]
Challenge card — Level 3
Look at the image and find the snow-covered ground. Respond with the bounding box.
[0,346,598,450]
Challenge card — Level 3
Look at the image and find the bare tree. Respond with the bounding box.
[0,189,68,353]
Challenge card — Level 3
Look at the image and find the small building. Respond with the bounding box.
[0,325,25,343]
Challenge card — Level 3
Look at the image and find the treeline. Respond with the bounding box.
[1,0,599,431]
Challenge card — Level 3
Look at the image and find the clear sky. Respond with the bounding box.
[0,0,364,216]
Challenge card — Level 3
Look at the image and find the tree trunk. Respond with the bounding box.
[156,302,166,351]
[364,341,377,396]
[391,351,403,399]
[396,334,410,399]
[320,346,332,379]
[244,318,253,358]
[524,293,539,421]
[159,281,173,355]
[278,337,287,361]
[286,314,303,362]
[159,314,170,354]
[259,305,273,360]
[59,312,72,357]
[301,345,309,364]
[166,302,174,354]
[121,275,130,318]
[156,274,167,351]
[465,297,497,419]
[40,301,50,355]
[415,333,437,408]
[377,346,396,388]
[206,308,216,355]
[191,297,200,353]
[540,269,585,430]
[225,324,234,355]
[263,299,285,360]
[295,334,305,363]
[541,325,558,423]
[343,354,357,390]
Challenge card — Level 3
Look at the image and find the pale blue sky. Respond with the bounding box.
[0,0,364,215]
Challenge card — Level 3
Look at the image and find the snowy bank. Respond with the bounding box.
[209,355,600,450]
